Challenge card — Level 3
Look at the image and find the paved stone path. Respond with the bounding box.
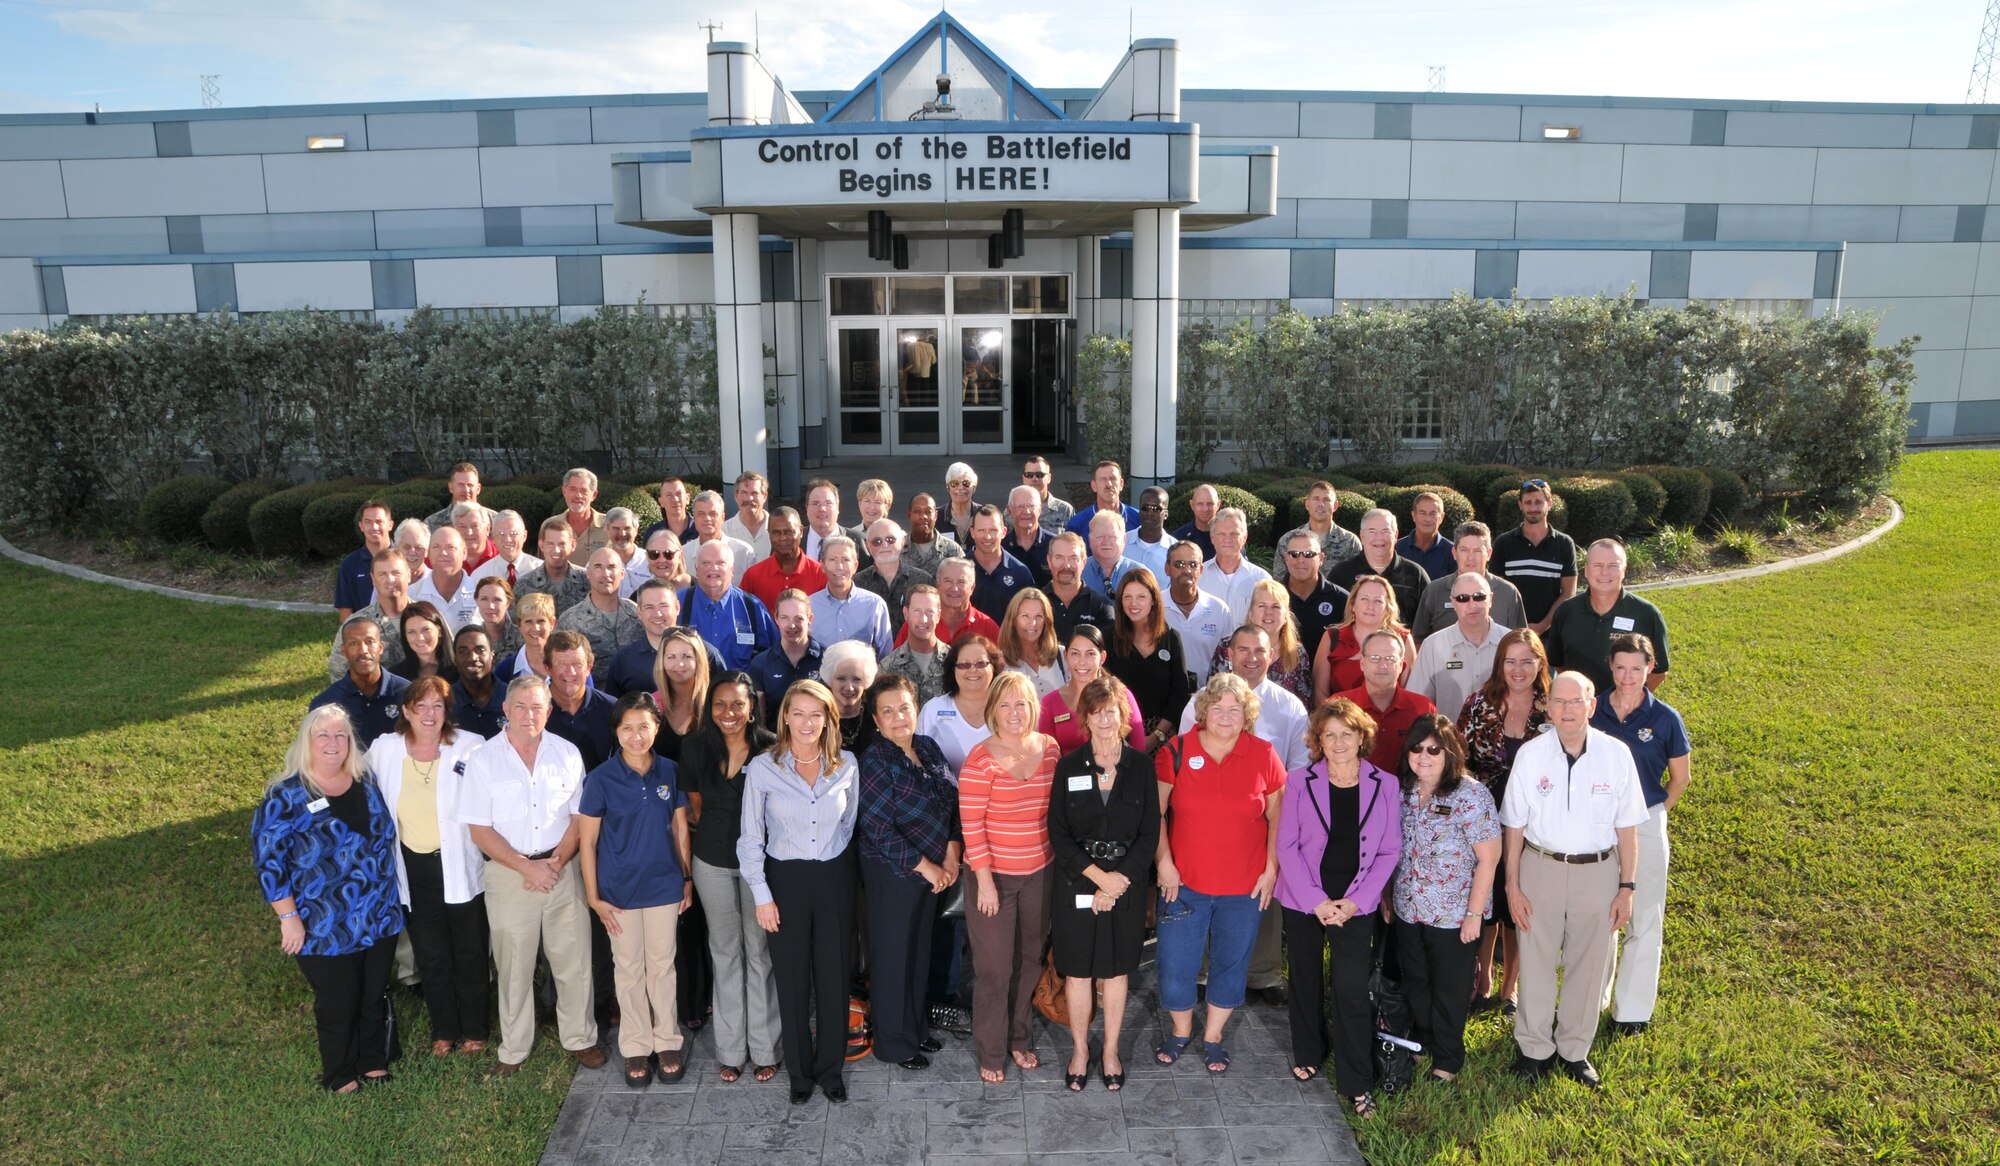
[539,960,1364,1166]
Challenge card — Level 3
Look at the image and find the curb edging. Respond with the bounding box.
[1628,499,1902,592]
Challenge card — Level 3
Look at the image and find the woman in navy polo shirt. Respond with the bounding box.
[578,693,694,1088]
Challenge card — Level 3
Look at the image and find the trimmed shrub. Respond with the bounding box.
[138,475,232,545]
[1699,465,1748,529]
[1616,471,1667,532]
[247,483,345,558]
[1326,474,1362,491]
[1210,469,1284,492]
[1333,489,1377,534]
[1492,487,1569,532]
[1449,465,1524,517]
[480,484,553,523]
[377,493,438,525]
[387,478,451,511]
[604,470,659,490]
[1165,482,1276,547]
[1252,476,1319,534]
[1384,462,1464,488]
[1552,476,1637,546]
[603,485,664,531]
[200,480,283,553]
[503,472,563,491]
[1333,462,1399,485]
[1634,465,1712,530]
[301,492,374,558]
[1371,485,1476,537]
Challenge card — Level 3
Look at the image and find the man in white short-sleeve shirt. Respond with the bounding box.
[1197,507,1272,628]
[1161,541,1233,687]
[1499,670,1647,1089]
[458,676,602,1073]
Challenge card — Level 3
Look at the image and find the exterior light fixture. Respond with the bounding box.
[868,210,892,261]
[1541,125,1581,141]
[306,134,348,150]
[988,233,1004,269]
[1002,208,1025,259]
[892,234,909,271]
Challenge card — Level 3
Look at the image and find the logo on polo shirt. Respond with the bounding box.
[1003,574,1016,585]
[655,784,674,801]
[1536,776,1554,796]
[1637,727,1654,742]
[1319,602,1334,616]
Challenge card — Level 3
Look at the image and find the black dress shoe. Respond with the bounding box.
[918,1037,943,1054]
[1511,1053,1553,1081]
[1609,1019,1649,1039]
[824,1083,849,1103]
[897,1053,931,1070]
[789,1084,814,1105]
[1260,984,1288,1007]
[1560,1057,1602,1088]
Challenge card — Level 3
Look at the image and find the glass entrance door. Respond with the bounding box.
[954,319,1010,452]
[893,321,945,453]
[835,323,886,450]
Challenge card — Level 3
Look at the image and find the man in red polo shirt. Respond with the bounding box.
[1336,629,1436,773]
[894,557,999,648]
[740,507,826,611]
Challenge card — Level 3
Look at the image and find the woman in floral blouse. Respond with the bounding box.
[1455,627,1550,1008]
[1391,713,1500,1084]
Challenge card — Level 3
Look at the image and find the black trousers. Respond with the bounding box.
[1282,906,1377,1097]
[862,857,936,1062]
[766,852,857,1092]
[295,938,397,1090]
[678,892,713,1027]
[401,847,491,1044]
[1396,919,1478,1074]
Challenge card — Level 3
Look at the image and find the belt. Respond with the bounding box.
[1526,842,1614,865]
[1082,840,1130,861]
[522,847,557,861]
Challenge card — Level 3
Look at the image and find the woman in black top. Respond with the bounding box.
[1105,569,1193,751]
[821,639,879,756]
[650,626,712,764]
[683,672,781,1083]
[391,601,458,684]
[1047,675,1160,1091]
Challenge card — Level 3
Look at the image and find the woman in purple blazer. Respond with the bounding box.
[1274,697,1405,1117]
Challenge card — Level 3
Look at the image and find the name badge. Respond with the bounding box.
[1159,649,1171,661]
[939,709,958,719]
[1054,713,1072,724]
[306,797,330,814]
[1188,755,1206,770]
[1446,660,1463,670]
[1075,894,1096,910]
[1067,775,1093,793]
[1612,616,1636,631]
[737,632,756,645]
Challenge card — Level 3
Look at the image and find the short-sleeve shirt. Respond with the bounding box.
[740,554,828,611]
[1395,532,1457,582]
[1335,685,1437,774]
[1590,691,1690,807]
[1498,728,1650,853]
[1393,779,1501,926]
[1287,578,1352,671]
[1546,588,1672,694]
[1047,585,1115,643]
[547,687,619,772]
[1162,591,1234,686]
[970,550,1035,625]
[578,753,689,909]
[457,731,587,857]
[1491,525,1579,624]
[1156,730,1286,897]
[335,545,377,612]
[309,670,411,749]
[1066,502,1140,537]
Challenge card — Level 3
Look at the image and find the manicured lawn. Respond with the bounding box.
[0,452,1995,1164]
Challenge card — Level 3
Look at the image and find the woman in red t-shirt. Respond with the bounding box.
[1151,673,1286,1076]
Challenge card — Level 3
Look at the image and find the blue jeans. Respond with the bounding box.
[1155,887,1266,1013]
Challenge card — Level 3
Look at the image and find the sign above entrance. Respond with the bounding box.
[689,121,1196,215]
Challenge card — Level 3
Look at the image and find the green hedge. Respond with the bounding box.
[1371,484,1477,536]
[1451,465,1525,519]
[1699,465,1748,528]
[1616,471,1668,531]
[479,485,552,522]
[603,485,664,530]
[247,483,345,559]
[1635,465,1713,530]
[503,472,563,492]
[138,475,232,545]
[1251,476,1319,534]
[199,481,283,553]
[1333,489,1377,533]
[1552,476,1637,546]
[1165,482,1276,547]
[301,492,374,558]
[377,493,437,525]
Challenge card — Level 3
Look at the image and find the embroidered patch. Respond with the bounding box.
[1637,727,1654,742]
[1535,776,1554,796]
[655,784,675,801]
[1319,602,1334,616]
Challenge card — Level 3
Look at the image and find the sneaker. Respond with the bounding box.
[927,1002,972,1033]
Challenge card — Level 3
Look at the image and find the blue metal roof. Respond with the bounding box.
[818,10,1067,124]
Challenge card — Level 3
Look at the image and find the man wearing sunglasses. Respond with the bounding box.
[1408,573,1510,723]
[1492,480,1578,636]
[1022,456,1074,535]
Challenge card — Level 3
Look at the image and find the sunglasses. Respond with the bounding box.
[1521,479,1549,492]
[1022,471,1047,479]
[647,549,678,560]
[1409,743,1446,756]
[1285,549,1321,559]
[1452,592,1490,602]
[868,536,898,546]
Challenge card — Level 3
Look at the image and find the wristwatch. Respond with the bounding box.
[1617,881,1637,891]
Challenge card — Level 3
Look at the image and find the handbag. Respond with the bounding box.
[1369,947,1415,1094]
[938,878,968,919]
[1031,948,1068,1025]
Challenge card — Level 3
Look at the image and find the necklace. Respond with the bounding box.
[411,757,439,787]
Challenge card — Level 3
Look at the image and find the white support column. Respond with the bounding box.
[1129,207,1179,487]
[796,238,828,465]
[1074,235,1101,338]
[712,212,767,484]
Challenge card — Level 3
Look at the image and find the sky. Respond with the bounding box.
[0,0,1984,117]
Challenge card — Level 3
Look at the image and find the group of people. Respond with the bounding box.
[259,457,1691,1111]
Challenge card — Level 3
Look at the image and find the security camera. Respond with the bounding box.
[936,73,951,98]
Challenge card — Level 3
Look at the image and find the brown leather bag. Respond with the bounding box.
[1031,950,1068,1025]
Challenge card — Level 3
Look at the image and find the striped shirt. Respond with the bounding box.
[1491,526,1579,624]
[959,739,1058,875]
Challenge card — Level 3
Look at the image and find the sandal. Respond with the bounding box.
[624,1056,652,1088]
[752,1062,781,1084]
[1204,1044,1230,1075]
[655,1050,686,1084]
[1101,1062,1125,1091]
[718,1064,742,1084]
[1154,1034,1194,1066]
[1291,1064,1320,1082]
[432,1039,455,1058]
[1350,1092,1377,1117]
[457,1040,487,1056]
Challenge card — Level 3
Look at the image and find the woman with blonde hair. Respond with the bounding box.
[497,590,558,684]
[650,626,712,762]
[1457,626,1551,1009]
[999,587,1066,699]
[1211,578,1309,704]
[1313,574,1415,703]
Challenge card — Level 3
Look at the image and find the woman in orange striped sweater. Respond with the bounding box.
[959,668,1059,1084]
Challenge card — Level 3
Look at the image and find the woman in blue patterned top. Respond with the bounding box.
[251,704,404,1093]
[1391,713,1501,1084]
[858,672,962,1072]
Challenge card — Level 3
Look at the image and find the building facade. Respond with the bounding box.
[2,13,1993,492]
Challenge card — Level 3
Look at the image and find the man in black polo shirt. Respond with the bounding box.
[1545,539,1670,694]
[311,616,412,748]
[1043,531,1114,642]
[544,630,616,770]
[1278,528,1349,665]
[1325,508,1431,623]
[1491,479,1578,635]
[1171,483,1220,561]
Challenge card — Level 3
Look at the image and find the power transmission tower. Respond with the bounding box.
[1428,66,1446,93]
[200,74,220,108]
[1970,0,1999,102]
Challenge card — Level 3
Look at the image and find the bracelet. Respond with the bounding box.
[276,910,299,921]
[1617,881,1636,891]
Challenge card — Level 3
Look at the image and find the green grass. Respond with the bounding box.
[1354,451,2000,1165]
[2,453,1997,1164]
[0,559,570,1165]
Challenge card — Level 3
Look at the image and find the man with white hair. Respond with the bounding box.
[1545,539,1671,695]
[471,509,542,588]
[855,518,934,634]
[554,546,647,686]
[1196,507,1271,627]
[682,539,777,671]
[689,489,754,587]
[452,500,497,571]
[394,518,431,591]
[1002,485,1054,587]
[412,525,479,633]
[621,526,687,601]
[556,467,610,557]
[809,534,893,656]
[602,507,646,579]
[1326,508,1431,621]
[1408,572,1509,722]
[1082,509,1144,595]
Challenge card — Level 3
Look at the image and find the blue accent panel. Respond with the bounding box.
[372,259,416,309]
[1973,115,2000,150]
[1291,249,1334,299]
[477,109,517,148]
[520,205,598,246]
[760,249,797,302]
[1956,399,2000,436]
[1905,402,1930,437]
[154,121,191,157]
[1370,199,1408,240]
[166,216,204,255]
[1815,251,1841,299]
[1956,205,1986,244]
[1691,109,1726,146]
[1899,205,1959,242]
[1101,247,1131,298]
[1154,237,1845,252]
[39,266,66,314]
[0,217,169,258]
[1374,103,1412,140]
[515,106,592,146]
[1683,203,1718,242]
[1473,250,1516,299]
[192,262,235,312]
[555,255,603,306]
[608,150,693,163]
[49,240,782,266]
[483,206,524,248]
[691,119,1188,140]
[1649,251,1691,299]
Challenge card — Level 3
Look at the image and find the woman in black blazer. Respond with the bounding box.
[1047,674,1160,1091]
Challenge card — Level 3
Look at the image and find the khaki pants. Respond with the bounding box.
[607,902,684,1059]
[1604,805,1670,1022]
[485,859,597,1065]
[1514,847,1616,1062]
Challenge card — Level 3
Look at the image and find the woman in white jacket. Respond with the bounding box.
[366,675,491,1057]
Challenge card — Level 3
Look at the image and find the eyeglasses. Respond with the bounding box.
[1167,560,1201,570]
[954,660,993,671]
[1549,697,1591,708]
[868,536,898,546]
[1361,653,1401,665]
[1452,592,1490,603]
[1140,503,1166,512]
[1409,743,1446,756]
[647,549,678,560]
[1285,549,1321,559]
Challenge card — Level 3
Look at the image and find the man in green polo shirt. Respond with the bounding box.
[1544,539,1670,694]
